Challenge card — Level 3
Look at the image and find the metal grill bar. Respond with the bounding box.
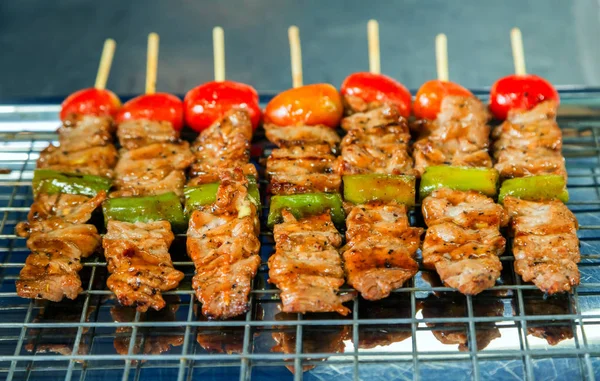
[1,93,600,381]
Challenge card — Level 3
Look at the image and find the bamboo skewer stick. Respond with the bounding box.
[435,33,449,82]
[145,32,159,94]
[288,26,303,88]
[511,27,527,75]
[94,39,116,90]
[367,19,381,75]
[213,26,226,82]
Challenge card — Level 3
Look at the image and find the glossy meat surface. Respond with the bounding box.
[269,211,352,315]
[117,119,180,150]
[103,220,184,312]
[189,110,256,184]
[492,101,566,179]
[58,115,115,152]
[338,105,414,175]
[265,124,340,148]
[38,144,118,178]
[413,96,492,175]
[267,144,340,194]
[422,188,508,295]
[504,196,580,294]
[187,171,261,319]
[343,202,422,300]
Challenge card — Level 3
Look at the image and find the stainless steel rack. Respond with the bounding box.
[1,90,600,381]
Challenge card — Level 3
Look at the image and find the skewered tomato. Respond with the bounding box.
[489,74,559,120]
[116,93,184,130]
[264,83,343,128]
[60,88,121,121]
[340,72,412,118]
[414,80,473,120]
[184,80,261,132]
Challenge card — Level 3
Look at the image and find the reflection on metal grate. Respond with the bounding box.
[1,92,600,381]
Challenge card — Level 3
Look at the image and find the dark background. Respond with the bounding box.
[1,0,599,99]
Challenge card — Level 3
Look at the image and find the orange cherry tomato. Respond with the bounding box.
[184,80,261,132]
[60,88,121,121]
[489,74,559,120]
[115,93,184,130]
[340,72,412,117]
[414,80,473,120]
[264,83,343,128]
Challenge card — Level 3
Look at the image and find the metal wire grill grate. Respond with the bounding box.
[1,91,600,381]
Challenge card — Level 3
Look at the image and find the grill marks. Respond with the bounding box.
[187,170,261,319]
[343,202,422,300]
[15,193,105,301]
[186,111,261,319]
[103,119,189,311]
[492,101,566,179]
[422,189,508,295]
[265,122,349,314]
[491,101,580,294]
[16,115,116,302]
[339,103,420,301]
[103,220,183,312]
[413,96,492,176]
[338,105,414,176]
[112,121,194,198]
[37,115,118,178]
[504,197,580,294]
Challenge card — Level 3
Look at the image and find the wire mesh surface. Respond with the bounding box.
[0,91,600,381]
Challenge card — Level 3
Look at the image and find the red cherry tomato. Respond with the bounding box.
[264,83,343,127]
[489,74,559,120]
[414,80,473,120]
[184,80,261,132]
[116,93,184,130]
[340,72,412,118]
[60,88,121,121]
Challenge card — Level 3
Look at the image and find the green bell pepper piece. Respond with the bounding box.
[343,174,416,206]
[498,175,569,204]
[32,169,112,198]
[102,192,187,231]
[184,175,261,215]
[267,192,345,228]
[419,166,499,200]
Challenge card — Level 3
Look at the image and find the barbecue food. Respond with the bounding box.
[343,201,422,300]
[492,101,566,180]
[117,119,179,150]
[413,96,492,175]
[188,109,256,185]
[15,192,105,301]
[187,169,261,319]
[337,105,414,176]
[421,188,508,295]
[265,124,341,148]
[103,220,184,312]
[269,211,352,315]
[504,197,580,294]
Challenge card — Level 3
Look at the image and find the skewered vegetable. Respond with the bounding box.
[184,175,260,214]
[413,80,473,120]
[498,175,568,204]
[267,192,345,228]
[340,72,411,117]
[32,169,112,198]
[60,88,121,121]
[343,174,415,206]
[116,93,184,130]
[489,74,559,120]
[419,166,499,200]
[102,192,186,231]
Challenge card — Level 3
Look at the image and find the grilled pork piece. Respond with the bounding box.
[421,189,508,295]
[112,142,194,197]
[187,170,261,319]
[267,144,340,195]
[37,145,118,178]
[413,96,492,175]
[58,115,115,152]
[117,120,180,150]
[269,211,352,315]
[271,311,350,373]
[15,192,106,301]
[503,197,580,294]
[343,202,422,300]
[492,101,566,180]
[337,105,414,175]
[103,220,184,312]
[188,110,255,185]
[265,124,341,148]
